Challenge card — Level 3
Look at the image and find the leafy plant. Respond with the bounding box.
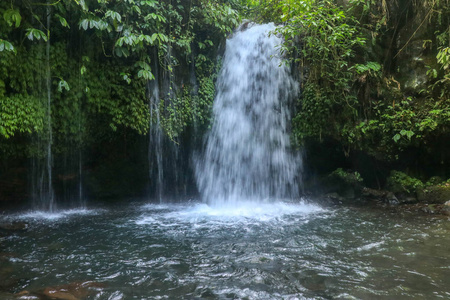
[386,170,424,194]
[329,168,363,185]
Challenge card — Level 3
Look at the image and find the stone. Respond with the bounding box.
[0,222,28,231]
[417,184,450,204]
[386,192,399,205]
[422,204,438,214]
[324,192,344,204]
[361,187,388,199]
[14,290,31,297]
[43,288,78,300]
[398,196,418,205]
[441,200,450,215]
[40,281,105,300]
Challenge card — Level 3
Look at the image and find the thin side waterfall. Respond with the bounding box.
[31,4,55,212]
[78,149,85,208]
[195,23,301,206]
[148,65,164,203]
[148,45,191,202]
[45,4,55,211]
[32,4,55,212]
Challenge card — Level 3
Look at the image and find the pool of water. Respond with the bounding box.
[1,201,449,299]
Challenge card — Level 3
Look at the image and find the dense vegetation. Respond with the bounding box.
[0,0,240,148]
[1,0,449,204]
[242,0,450,188]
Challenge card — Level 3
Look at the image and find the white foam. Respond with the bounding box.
[135,201,322,225]
[181,201,320,218]
[8,208,101,221]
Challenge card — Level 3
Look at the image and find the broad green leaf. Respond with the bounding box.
[3,9,21,28]
[0,39,15,53]
[25,28,48,42]
[393,134,401,143]
[79,19,89,30]
[55,14,70,28]
[57,80,70,92]
[105,10,122,22]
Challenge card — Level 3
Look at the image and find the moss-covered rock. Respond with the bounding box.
[323,168,364,200]
[386,170,424,195]
[417,181,450,204]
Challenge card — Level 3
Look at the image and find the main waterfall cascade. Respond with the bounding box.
[196,23,301,205]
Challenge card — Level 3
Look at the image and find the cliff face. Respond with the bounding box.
[392,1,436,95]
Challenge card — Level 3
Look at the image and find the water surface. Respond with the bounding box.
[1,201,449,299]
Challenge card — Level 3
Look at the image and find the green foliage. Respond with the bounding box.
[240,0,315,23]
[425,176,444,187]
[329,168,363,185]
[0,0,240,157]
[157,56,221,141]
[275,0,365,144]
[247,0,450,165]
[3,8,21,28]
[386,171,424,194]
[0,39,15,53]
[437,47,450,70]
[0,95,45,138]
[25,28,48,41]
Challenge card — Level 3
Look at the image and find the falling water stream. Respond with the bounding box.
[196,23,300,206]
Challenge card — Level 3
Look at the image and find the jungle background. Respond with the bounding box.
[1,0,449,208]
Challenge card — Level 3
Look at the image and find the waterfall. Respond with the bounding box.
[195,23,301,206]
[149,86,164,203]
[148,46,192,202]
[32,3,55,212]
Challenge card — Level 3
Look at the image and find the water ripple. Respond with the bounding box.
[2,202,449,299]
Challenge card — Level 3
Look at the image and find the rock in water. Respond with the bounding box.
[17,281,105,300]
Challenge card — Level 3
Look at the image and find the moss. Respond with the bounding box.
[425,176,444,187]
[329,168,363,186]
[386,171,424,194]
[418,180,450,204]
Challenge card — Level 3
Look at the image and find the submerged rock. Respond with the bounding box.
[441,200,450,216]
[0,222,28,231]
[16,281,105,300]
[386,192,399,205]
[0,292,15,299]
[422,204,439,214]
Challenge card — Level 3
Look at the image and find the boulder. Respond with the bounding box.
[417,183,450,204]
[442,200,450,215]
[386,192,399,205]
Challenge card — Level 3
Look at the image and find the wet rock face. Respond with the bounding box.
[390,1,437,95]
